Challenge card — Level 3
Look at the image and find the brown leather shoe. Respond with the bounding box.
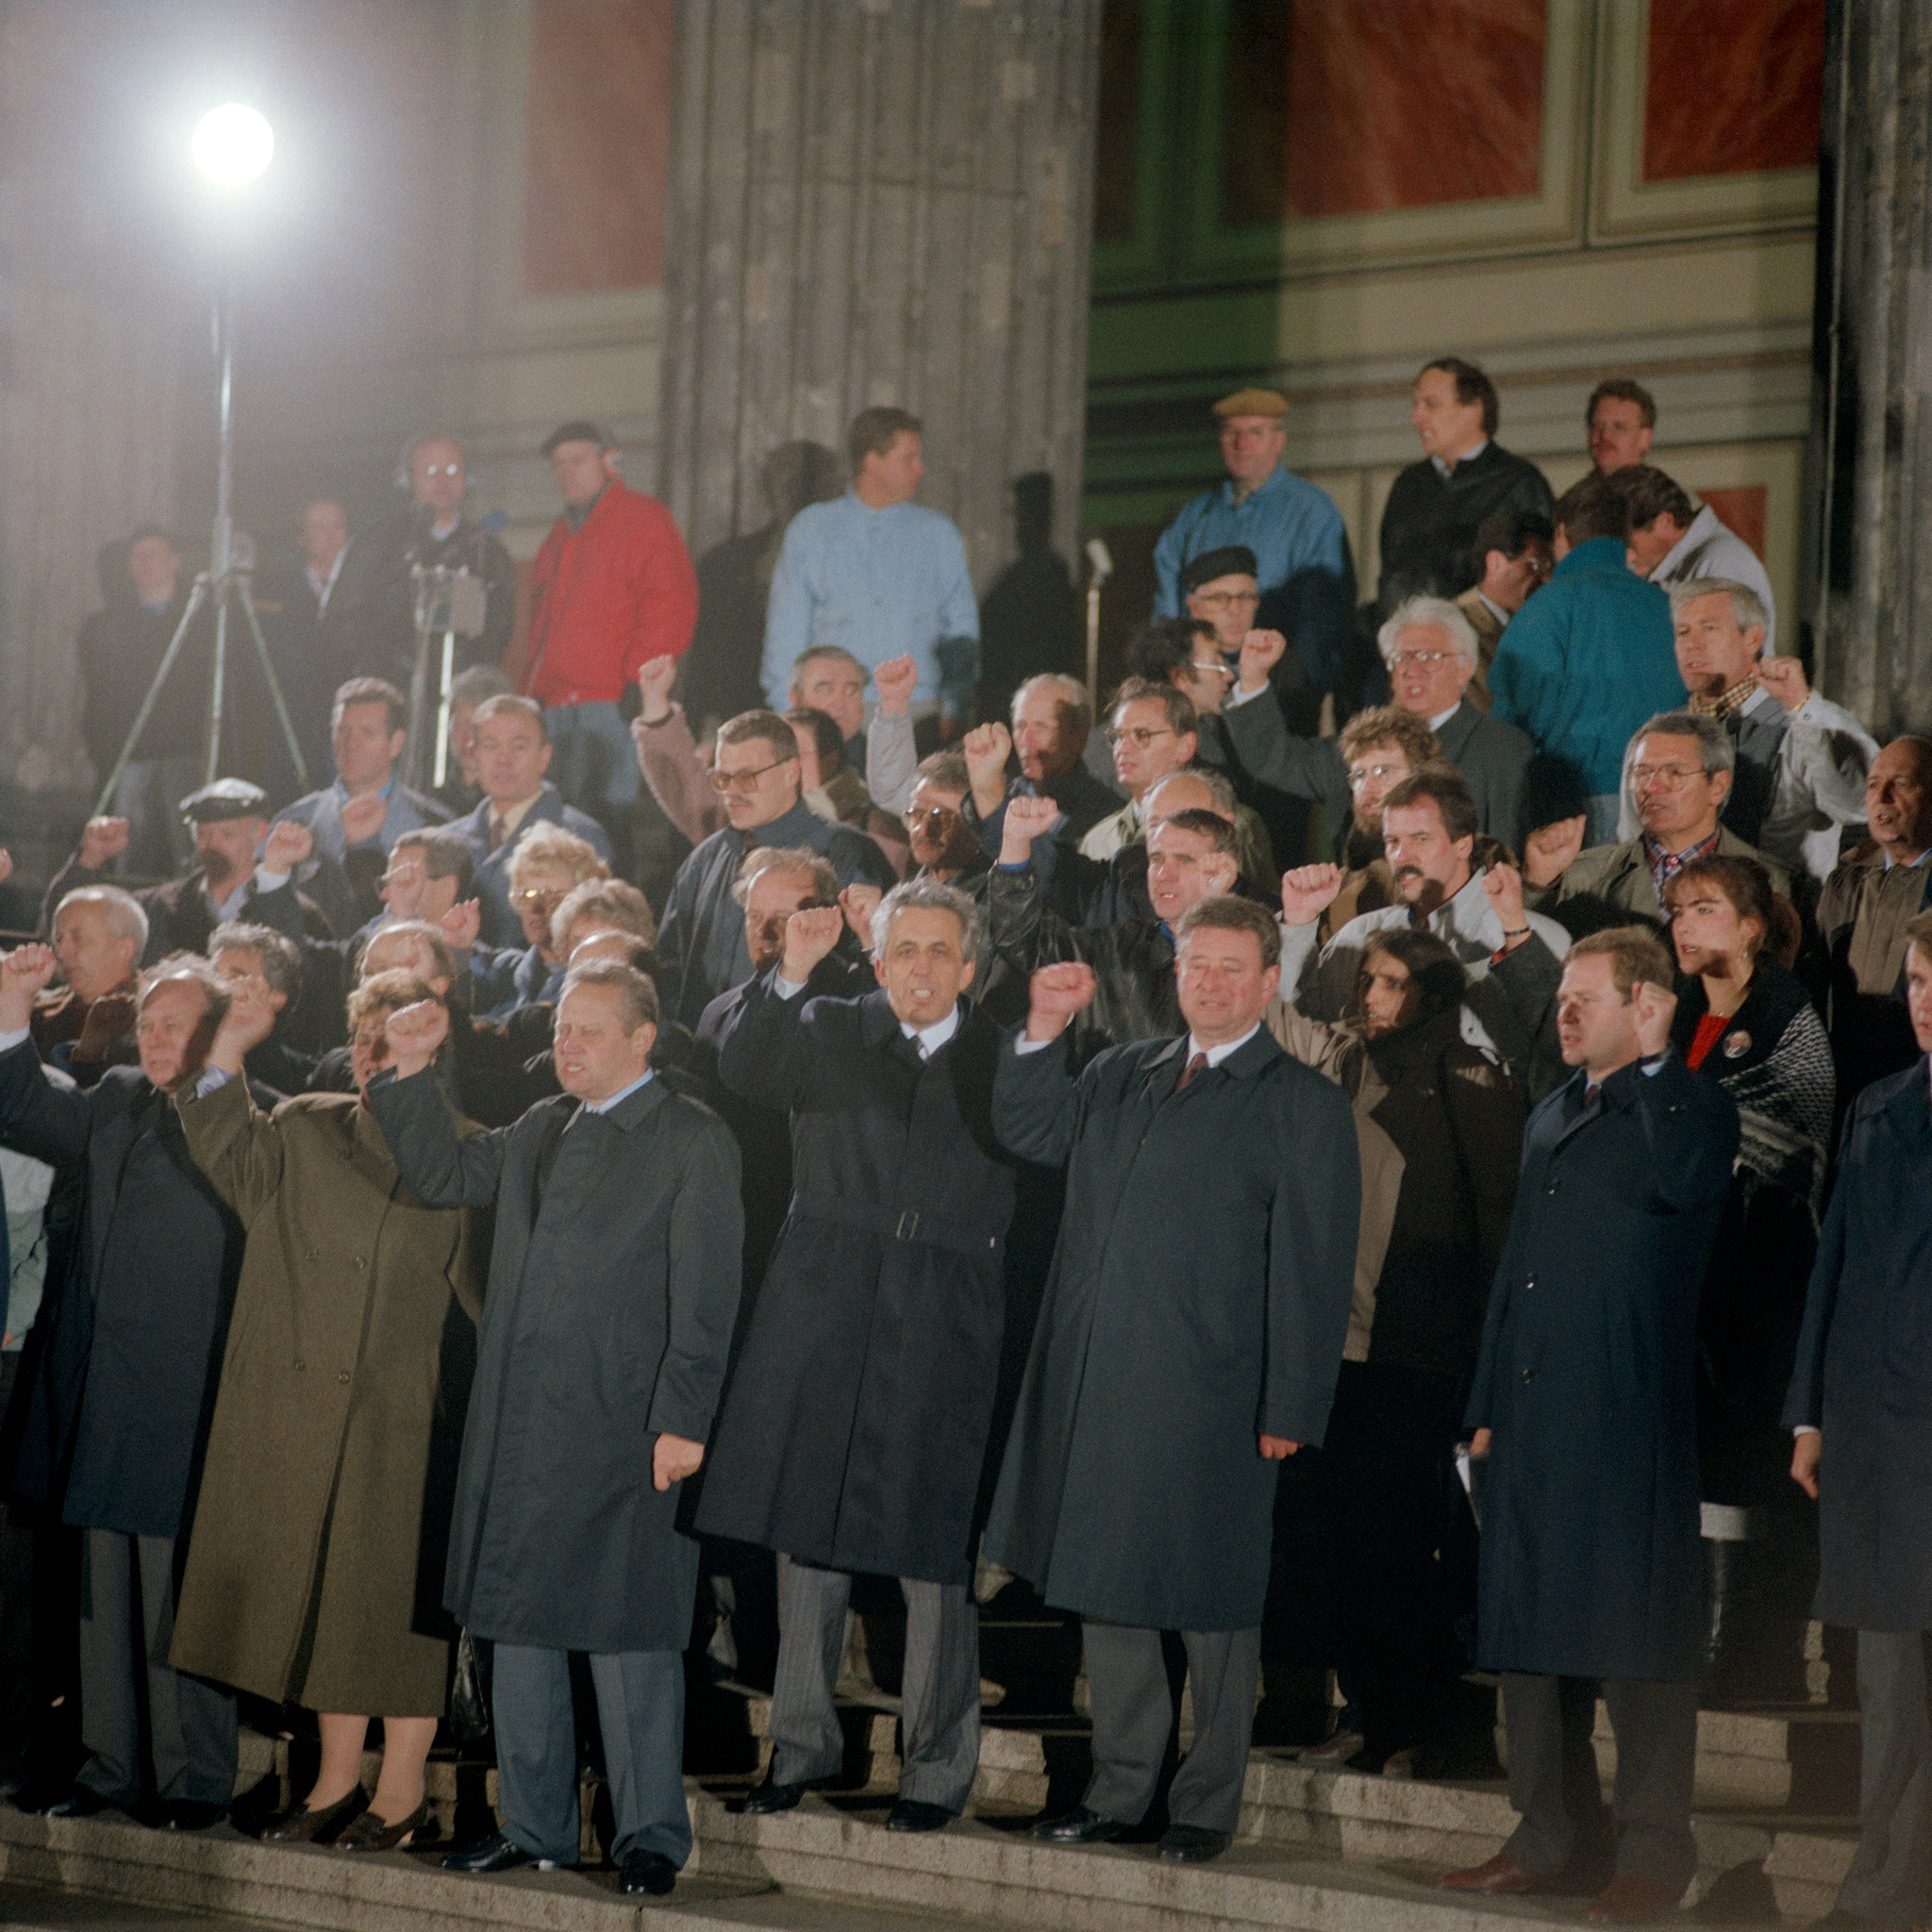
[1586,1874,1683,1923]
[1440,1854,1543,1893]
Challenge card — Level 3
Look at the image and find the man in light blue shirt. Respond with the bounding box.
[761,408,980,731]
[1151,389,1355,697]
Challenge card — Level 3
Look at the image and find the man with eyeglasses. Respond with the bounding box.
[1076,680,1202,865]
[1151,389,1354,704]
[654,710,897,1029]
[1224,600,1534,856]
[1523,712,1790,940]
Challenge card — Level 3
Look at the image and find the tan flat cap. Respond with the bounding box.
[1213,387,1290,420]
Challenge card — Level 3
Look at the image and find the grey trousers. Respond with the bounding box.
[769,1555,981,1812]
[1500,1673,1697,1893]
[491,1643,690,1867]
[77,1529,236,1807]
[1082,1620,1261,1835]
[1838,1629,1932,1928]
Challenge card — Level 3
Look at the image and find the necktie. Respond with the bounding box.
[1175,1050,1208,1091]
[487,813,507,855]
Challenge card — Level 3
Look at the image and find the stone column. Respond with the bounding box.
[658,0,1102,614]
[1805,0,1932,733]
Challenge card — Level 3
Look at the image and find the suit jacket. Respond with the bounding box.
[1532,825,1790,939]
[1376,442,1554,613]
[987,1025,1358,1629]
[367,1064,741,1652]
[453,783,615,949]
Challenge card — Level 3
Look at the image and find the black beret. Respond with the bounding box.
[1180,546,1258,593]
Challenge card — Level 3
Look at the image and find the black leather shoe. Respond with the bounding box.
[886,1798,955,1833]
[441,1828,569,1874]
[741,1776,814,1815]
[1031,1807,1133,1845]
[620,1849,677,1896]
[25,1787,122,1819]
[1158,1824,1231,1864]
[149,1799,229,1832]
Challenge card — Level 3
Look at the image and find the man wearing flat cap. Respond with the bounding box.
[1153,389,1355,706]
[523,420,699,878]
[42,780,333,967]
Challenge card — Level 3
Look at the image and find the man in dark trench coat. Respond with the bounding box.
[695,879,1018,1832]
[988,894,1358,1864]
[367,958,741,1900]
[1442,925,1738,1924]
[1782,910,1932,1932]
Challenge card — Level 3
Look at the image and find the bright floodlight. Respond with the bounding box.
[192,104,274,186]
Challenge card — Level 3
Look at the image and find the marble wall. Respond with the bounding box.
[1643,0,1824,182]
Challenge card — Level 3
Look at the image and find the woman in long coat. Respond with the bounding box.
[170,969,483,1851]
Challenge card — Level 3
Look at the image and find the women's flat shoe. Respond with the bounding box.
[261,1785,369,1844]
[338,1797,437,1853]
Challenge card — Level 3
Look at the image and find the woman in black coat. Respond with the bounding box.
[1663,856,1833,1701]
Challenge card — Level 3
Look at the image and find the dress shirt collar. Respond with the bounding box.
[1687,676,1761,722]
[307,545,347,608]
[1881,845,1932,873]
[1428,701,1462,732]
[1185,1023,1259,1068]
[583,1068,653,1114]
[1643,826,1722,899]
[1431,439,1489,478]
[1477,591,1509,628]
[900,1005,961,1058]
[488,790,543,844]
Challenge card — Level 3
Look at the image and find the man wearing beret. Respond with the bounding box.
[1152,390,1355,706]
[523,420,699,879]
[42,781,333,964]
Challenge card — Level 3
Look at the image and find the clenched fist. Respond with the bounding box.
[1280,863,1343,928]
[839,882,883,952]
[339,791,389,847]
[262,819,314,875]
[383,997,451,1078]
[1237,628,1287,694]
[780,905,845,982]
[998,791,1061,866]
[1024,960,1098,1042]
[79,817,130,871]
[874,654,918,717]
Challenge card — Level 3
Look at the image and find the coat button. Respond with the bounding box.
[1545,1180,1558,1195]
[337,1371,350,1385]
[1524,1275,1536,1291]
[353,1257,366,1270]
[1521,1367,1535,1383]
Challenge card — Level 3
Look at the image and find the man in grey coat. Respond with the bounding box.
[990,895,1357,1864]
[368,959,741,1900]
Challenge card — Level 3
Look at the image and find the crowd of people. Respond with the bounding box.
[0,369,1926,1926]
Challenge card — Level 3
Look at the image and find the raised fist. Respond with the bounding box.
[839,882,883,952]
[1280,862,1343,927]
[0,849,12,890]
[79,817,130,871]
[440,897,482,952]
[262,819,314,876]
[1523,814,1588,890]
[998,791,1062,866]
[1024,960,1098,1041]
[1630,978,1677,1058]
[0,943,58,1030]
[73,989,139,1064]
[781,905,845,979]
[380,850,426,918]
[207,975,278,1073]
[338,791,389,847]
[1755,657,1810,713]
[962,722,1011,788]
[383,997,450,1076]
[1481,858,1528,937]
[1237,628,1287,693]
[874,654,918,716]
[635,652,679,724]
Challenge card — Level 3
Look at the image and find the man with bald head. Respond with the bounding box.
[1818,737,1932,1104]
[30,887,147,1073]
[1153,389,1354,703]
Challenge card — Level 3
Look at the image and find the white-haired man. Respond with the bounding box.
[1618,580,1875,883]
[30,887,148,1073]
[697,880,1020,1836]
[1224,597,1534,853]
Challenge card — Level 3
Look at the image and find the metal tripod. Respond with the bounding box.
[92,289,309,817]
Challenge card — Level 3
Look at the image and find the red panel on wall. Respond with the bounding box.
[1224,0,1545,225]
[1697,487,1768,562]
[1642,0,1824,182]
[522,0,673,296]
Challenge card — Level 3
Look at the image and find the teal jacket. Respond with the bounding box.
[1490,538,1679,797]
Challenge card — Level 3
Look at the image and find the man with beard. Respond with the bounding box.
[1286,767,1570,1096]
[1264,915,1525,1774]
[697,882,1019,1834]
[42,784,334,966]
[0,952,257,1827]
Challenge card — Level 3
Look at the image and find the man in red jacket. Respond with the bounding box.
[524,421,699,875]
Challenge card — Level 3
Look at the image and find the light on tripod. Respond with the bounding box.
[192,104,275,186]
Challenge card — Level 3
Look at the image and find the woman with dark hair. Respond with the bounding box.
[1661,853,1832,1703]
[1265,925,1526,1772]
[168,969,485,1850]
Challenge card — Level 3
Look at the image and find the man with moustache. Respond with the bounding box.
[369,960,741,1898]
[697,882,1019,1834]
[1586,379,1657,477]
[991,897,1358,1864]
[0,951,257,1828]
[1442,928,1738,1924]
[1285,768,1570,1095]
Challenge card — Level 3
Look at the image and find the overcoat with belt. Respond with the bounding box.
[1783,1058,1932,1630]
[694,980,1018,1587]
[1465,1054,1738,1681]
[986,1026,1358,1632]
[367,1064,742,1654]
[167,1077,484,1715]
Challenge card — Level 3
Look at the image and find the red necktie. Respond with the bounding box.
[1175,1051,1208,1091]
